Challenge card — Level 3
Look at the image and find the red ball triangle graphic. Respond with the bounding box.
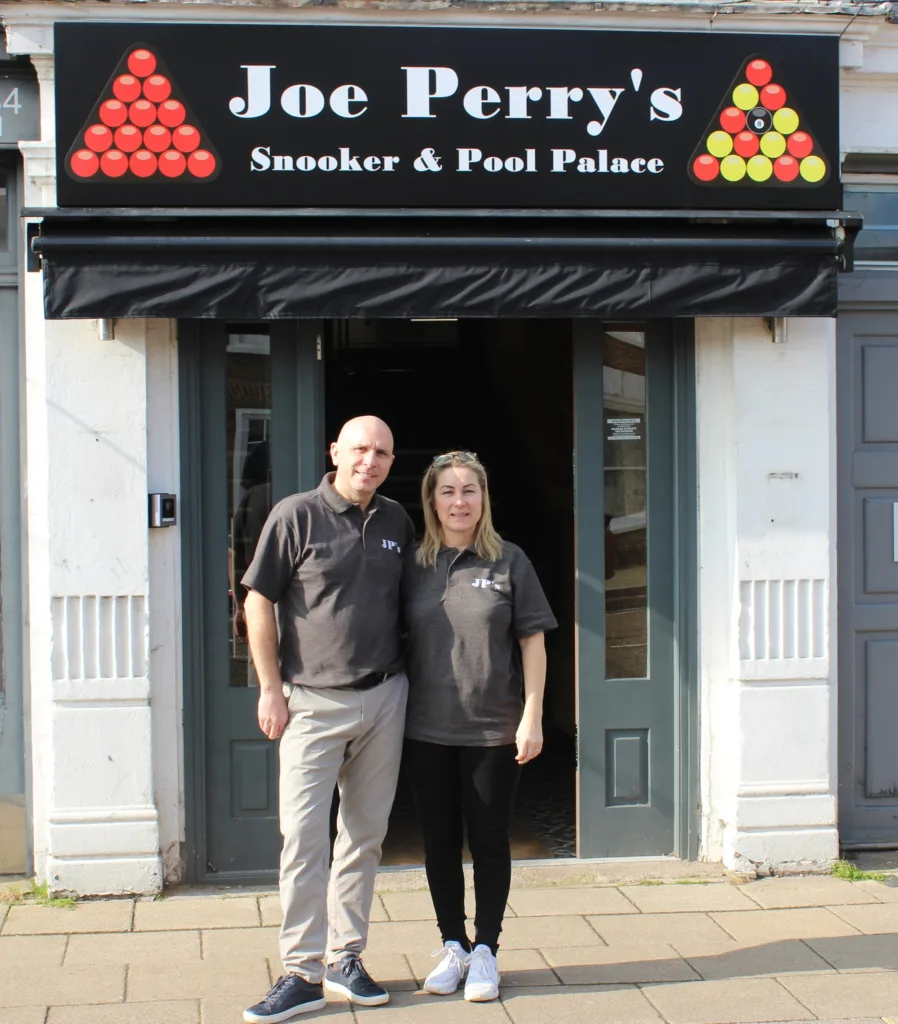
[688,56,828,188]
[66,45,220,183]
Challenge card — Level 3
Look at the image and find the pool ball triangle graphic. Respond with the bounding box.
[66,45,220,183]
[689,57,828,188]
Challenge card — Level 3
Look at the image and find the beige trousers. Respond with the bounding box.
[278,673,408,982]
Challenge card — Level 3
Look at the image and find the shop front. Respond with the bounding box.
[17,16,855,891]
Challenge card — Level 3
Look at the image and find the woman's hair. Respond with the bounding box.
[417,452,503,568]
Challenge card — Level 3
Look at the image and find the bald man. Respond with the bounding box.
[242,417,414,1023]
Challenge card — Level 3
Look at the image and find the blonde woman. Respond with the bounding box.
[403,451,557,1002]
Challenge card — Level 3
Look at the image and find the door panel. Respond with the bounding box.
[574,322,678,858]
[181,320,321,882]
[839,314,898,845]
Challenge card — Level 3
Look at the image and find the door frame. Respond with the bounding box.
[179,319,322,884]
[573,320,698,860]
[179,316,698,879]
[0,152,29,873]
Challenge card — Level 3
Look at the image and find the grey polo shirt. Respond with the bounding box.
[404,542,558,747]
[241,473,414,689]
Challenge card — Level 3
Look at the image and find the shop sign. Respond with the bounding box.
[54,23,840,209]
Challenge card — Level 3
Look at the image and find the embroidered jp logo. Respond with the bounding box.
[473,578,504,591]
[382,539,402,553]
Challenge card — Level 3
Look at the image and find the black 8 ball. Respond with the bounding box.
[746,106,772,135]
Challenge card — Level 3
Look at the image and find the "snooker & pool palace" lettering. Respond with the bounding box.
[249,145,665,175]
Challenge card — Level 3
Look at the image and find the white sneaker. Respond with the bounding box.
[464,945,500,1002]
[423,940,468,995]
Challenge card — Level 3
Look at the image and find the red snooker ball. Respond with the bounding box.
[693,154,719,182]
[114,125,143,153]
[84,124,113,153]
[733,130,759,157]
[760,84,786,111]
[188,150,216,178]
[720,107,745,134]
[158,150,187,178]
[143,75,172,103]
[99,100,128,128]
[144,125,172,153]
[113,75,142,103]
[157,100,186,128]
[173,125,201,153]
[774,155,800,182]
[745,60,773,87]
[787,131,814,158]
[129,100,157,128]
[70,150,99,178]
[130,150,158,178]
[128,49,157,79]
[100,150,129,178]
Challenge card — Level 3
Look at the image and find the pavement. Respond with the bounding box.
[2,866,898,1024]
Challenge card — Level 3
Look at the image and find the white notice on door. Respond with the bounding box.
[607,417,642,441]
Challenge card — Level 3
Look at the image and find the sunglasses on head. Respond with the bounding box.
[432,451,479,467]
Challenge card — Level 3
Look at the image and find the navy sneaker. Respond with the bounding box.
[324,954,389,1006]
[243,974,327,1023]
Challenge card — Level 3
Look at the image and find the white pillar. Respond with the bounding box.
[697,317,838,872]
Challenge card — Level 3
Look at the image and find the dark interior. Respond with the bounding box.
[324,318,577,860]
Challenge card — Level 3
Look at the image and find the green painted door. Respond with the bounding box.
[180,320,322,883]
[574,322,687,858]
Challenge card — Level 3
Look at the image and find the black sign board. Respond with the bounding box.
[54,23,840,210]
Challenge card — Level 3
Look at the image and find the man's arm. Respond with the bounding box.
[245,588,289,740]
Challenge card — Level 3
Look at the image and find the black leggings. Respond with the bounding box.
[405,739,521,954]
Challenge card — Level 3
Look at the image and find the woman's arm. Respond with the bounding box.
[515,631,547,764]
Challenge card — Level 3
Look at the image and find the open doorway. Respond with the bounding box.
[324,318,576,861]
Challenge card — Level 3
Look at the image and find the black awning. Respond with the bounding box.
[26,207,861,320]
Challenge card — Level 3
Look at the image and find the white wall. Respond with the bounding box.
[697,318,838,871]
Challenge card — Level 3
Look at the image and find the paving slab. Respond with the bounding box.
[498,914,604,949]
[127,957,270,1001]
[46,1002,201,1024]
[741,878,883,909]
[2,900,133,934]
[586,911,732,946]
[0,932,67,967]
[805,933,898,972]
[134,896,259,931]
[0,1008,47,1024]
[379,890,483,922]
[827,902,898,934]
[65,929,202,967]
[0,964,125,1006]
[506,886,636,917]
[500,984,664,1024]
[542,942,699,984]
[0,904,7,930]
[407,947,558,988]
[641,976,815,1023]
[780,971,898,1017]
[351,988,508,1022]
[201,991,351,1023]
[258,896,281,927]
[671,938,833,980]
[200,925,279,961]
[621,883,758,914]
[710,908,862,943]
[368,919,443,955]
[854,879,898,903]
